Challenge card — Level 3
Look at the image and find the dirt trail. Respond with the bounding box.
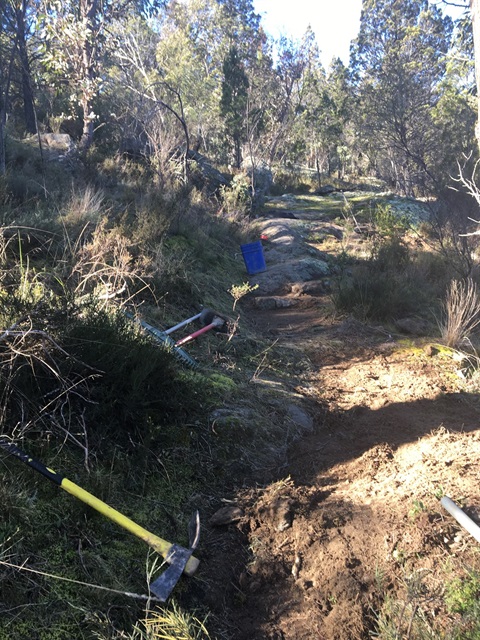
[205,201,480,640]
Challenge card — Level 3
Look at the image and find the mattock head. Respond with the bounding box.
[149,511,200,602]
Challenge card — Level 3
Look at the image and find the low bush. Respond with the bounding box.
[333,237,453,323]
[63,304,203,450]
[333,238,420,321]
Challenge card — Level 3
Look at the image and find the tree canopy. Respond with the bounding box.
[0,0,476,195]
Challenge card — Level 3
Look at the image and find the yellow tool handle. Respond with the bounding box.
[0,439,199,577]
[62,479,200,575]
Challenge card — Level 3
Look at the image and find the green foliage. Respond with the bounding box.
[228,281,258,309]
[221,45,249,167]
[445,572,480,639]
[63,305,202,449]
[445,572,480,615]
[333,237,420,321]
[372,203,410,236]
[208,373,237,397]
[270,169,317,195]
[220,173,251,217]
[350,0,456,194]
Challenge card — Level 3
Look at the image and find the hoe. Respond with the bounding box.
[0,438,200,601]
[126,307,227,368]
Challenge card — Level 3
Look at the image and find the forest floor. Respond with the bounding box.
[202,195,480,640]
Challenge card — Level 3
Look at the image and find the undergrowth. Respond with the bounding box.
[333,235,453,324]
[0,148,253,638]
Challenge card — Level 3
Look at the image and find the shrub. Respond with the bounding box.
[333,238,419,321]
[333,267,419,321]
[371,202,410,236]
[445,571,480,640]
[62,305,203,450]
[219,173,251,218]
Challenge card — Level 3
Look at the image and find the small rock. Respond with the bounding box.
[292,553,302,579]
[291,280,326,296]
[287,404,314,432]
[315,184,336,195]
[424,344,439,357]
[395,317,429,336]
[209,506,244,526]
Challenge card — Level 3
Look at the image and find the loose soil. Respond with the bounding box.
[202,197,480,640]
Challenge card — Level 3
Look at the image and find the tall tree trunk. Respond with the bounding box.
[0,47,16,176]
[16,1,36,134]
[0,110,6,176]
[79,0,99,151]
[471,0,480,151]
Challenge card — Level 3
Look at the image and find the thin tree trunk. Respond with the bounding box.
[471,0,480,151]
[16,1,36,134]
[79,0,99,151]
[0,46,16,176]
[0,113,6,175]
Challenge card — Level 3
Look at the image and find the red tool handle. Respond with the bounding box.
[175,316,225,347]
[175,323,216,347]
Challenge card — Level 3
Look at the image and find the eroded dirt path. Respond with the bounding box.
[206,201,480,640]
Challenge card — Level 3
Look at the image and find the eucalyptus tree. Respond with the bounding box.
[266,28,323,165]
[0,0,37,175]
[351,0,453,195]
[155,0,264,161]
[5,0,37,134]
[107,15,196,184]
[0,0,15,173]
[431,13,476,178]
[155,0,224,155]
[40,0,160,151]
[300,57,352,182]
[467,0,480,151]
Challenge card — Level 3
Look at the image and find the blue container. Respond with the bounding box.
[241,240,267,275]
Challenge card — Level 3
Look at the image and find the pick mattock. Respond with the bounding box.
[0,438,200,600]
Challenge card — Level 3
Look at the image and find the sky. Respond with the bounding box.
[252,0,468,68]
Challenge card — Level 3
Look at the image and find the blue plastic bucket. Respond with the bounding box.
[240,240,266,275]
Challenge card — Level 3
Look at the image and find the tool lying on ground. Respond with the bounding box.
[175,312,226,347]
[0,438,200,600]
[127,312,199,369]
[126,308,228,368]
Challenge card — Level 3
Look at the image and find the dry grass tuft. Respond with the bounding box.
[134,602,210,640]
[439,278,480,348]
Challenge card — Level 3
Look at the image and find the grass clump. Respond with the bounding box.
[63,304,204,450]
[131,602,210,640]
[438,278,480,348]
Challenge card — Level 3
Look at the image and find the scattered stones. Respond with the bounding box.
[253,296,298,310]
[291,280,328,296]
